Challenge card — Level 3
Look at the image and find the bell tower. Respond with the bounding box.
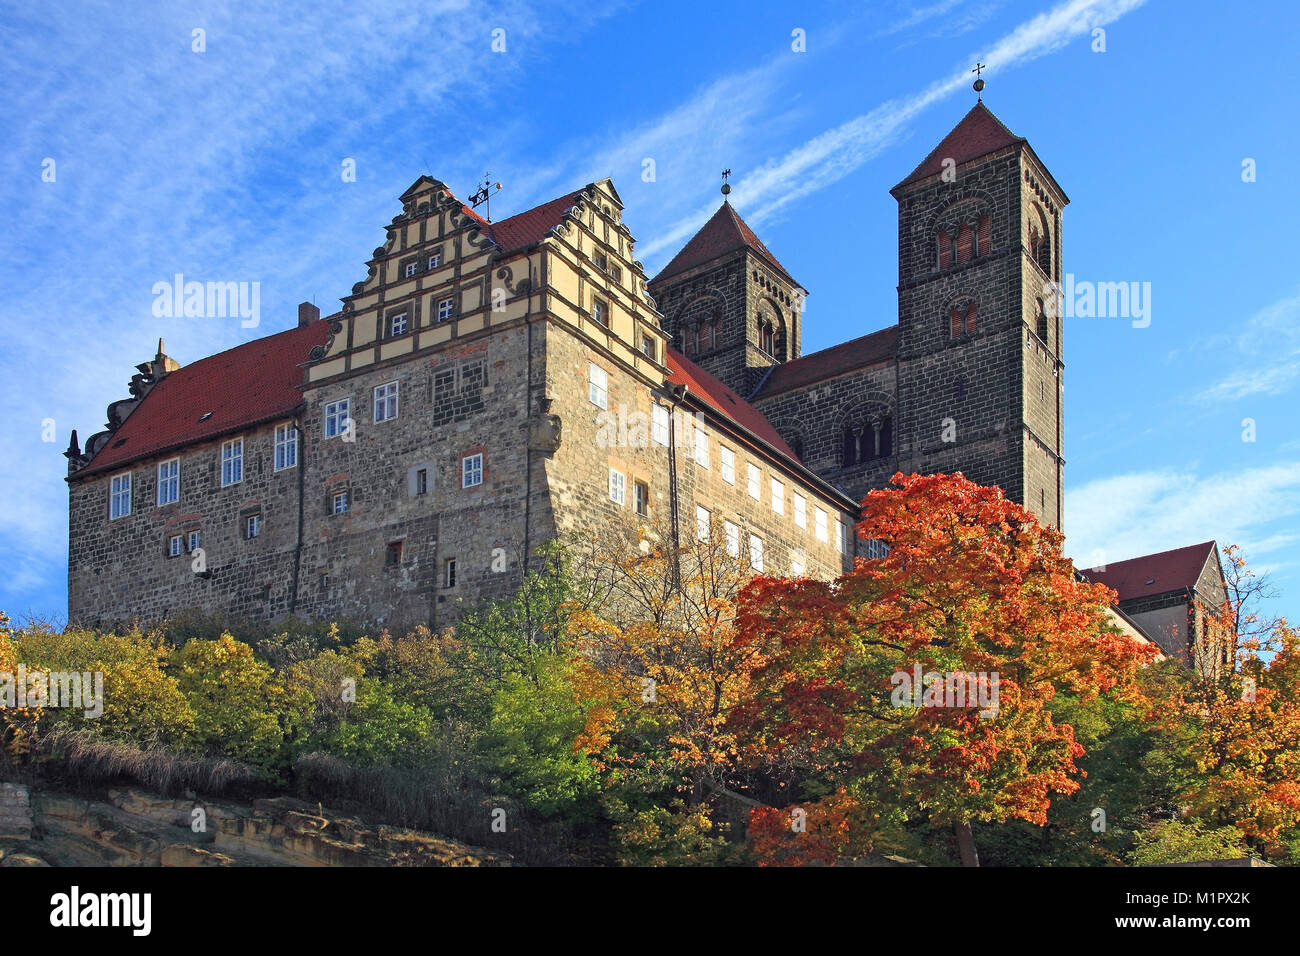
[890,99,1067,526]
[648,183,806,396]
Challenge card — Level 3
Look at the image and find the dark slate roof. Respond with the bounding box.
[651,203,797,287]
[750,325,899,400]
[1083,541,1220,603]
[76,320,332,478]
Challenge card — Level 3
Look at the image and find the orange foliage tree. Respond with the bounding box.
[731,472,1155,865]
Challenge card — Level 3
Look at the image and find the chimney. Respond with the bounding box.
[298,301,321,327]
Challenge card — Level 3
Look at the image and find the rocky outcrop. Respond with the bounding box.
[0,784,509,867]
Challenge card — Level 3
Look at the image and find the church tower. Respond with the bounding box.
[648,198,807,396]
[890,102,1067,526]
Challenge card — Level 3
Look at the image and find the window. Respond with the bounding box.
[415,468,428,495]
[593,252,608,272]
[427,250,442,270]
[771,478,785,515]
[374,381,399,423]
[794,493,807,529]
[324,398,350,439]
[720,446,735,484]
[790,436,804,461]
[246,514,261,539]
[404,261,418,278]
[588,362,608,409]
[950,301,977,338]
[608,468,626,506]
[837,520,848,555]
[332,491,349,514]
[1041,488,1047,511]
[386,541,403,566]
[274,424,297,470]
[462,453,484,488]
[188,530,201,552]
[634,480,649,517]
[1036,299,1049,343]
[641,334,656,360]
[724,521,740,558]
[749,533,764,571]
[168,534,183,557]
[696,505,710,541]
[157,459,179,506]
[815,507,828,542]
[221,439,243,486]
[694,429,709,468]
[609,265,622,284]
[747,462,760,500]
[652,405,669,446]
[445,558,457,587]
[437,297,455,322]
[591,297,609,327]
[760,321,774,355]
[865,538,890,560]
[791,549,806,576]
[387,311,408,337]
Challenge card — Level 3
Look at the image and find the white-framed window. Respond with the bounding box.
[324,398,350,439]
[720,446,735,484]
[593,252,608,272]
[865,538,891,560]
[157,459,179,506]
[274,424,297,470]
[591,297,609,327]
[815,507,828,542]
[694,428,709,468]
[332,491,349,514]
[445,558,457,587]
[388,312,408,337]
[608,468,626,506]
[462,453,484,488]
[415,468,428,495]
[749,533,764,571]
[837,520,849,555]
[404,261,418,278]
[437,297,455,322]
[168,534,183,557]
[641,334,656,360]
[794,493,807,529]
[220,439,243,487]
[188,530,201,552]
[696,505,710,541]
[247,514,261,539]
[634,480,649,517]
[747,462,760,500]
[771,477,785,515]
[427,251,442,270]
[791,548,806,577]
[724,521,740,558]
[651,405,669,446]
[374,382,399,423]
[588,362,608,410]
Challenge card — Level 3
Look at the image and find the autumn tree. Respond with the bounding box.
[731,472,1155,866]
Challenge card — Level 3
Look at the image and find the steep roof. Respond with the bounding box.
[651,203,797,287]
[76,320,331,479]
[666,348,793,457]
[892,102,1026,192]
[1084,541,1220,604]
[485,188,588,254]
[751,325,899,400]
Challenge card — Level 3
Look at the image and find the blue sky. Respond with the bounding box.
[1,0,1297,628]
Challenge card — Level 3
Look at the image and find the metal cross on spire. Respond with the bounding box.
[972,62,987,101]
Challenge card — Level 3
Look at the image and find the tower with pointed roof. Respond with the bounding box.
[648,201,807,397]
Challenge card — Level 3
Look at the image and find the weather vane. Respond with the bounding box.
[972,62,986,101]
[721,168,732,202]
[469,173,503,222]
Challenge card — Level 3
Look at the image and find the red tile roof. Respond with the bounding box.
[651,203,797,287]
[893,102,1025,192]
[1083,541,1220,604]
[76,320,331,479]
[751,325,899,400]
[666,348,793,457]
[485,189,588,254]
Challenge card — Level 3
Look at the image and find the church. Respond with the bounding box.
[63,100,1224,665]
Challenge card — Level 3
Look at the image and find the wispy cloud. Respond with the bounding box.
[1197,290,1300,402]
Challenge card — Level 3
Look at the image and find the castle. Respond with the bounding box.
[64,102,1225,662]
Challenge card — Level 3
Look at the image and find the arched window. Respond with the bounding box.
[760,320,774,355]
[686,325,698,355]
[774,316,787,359]
[937,229,951,269]
[842,427,858,467]
[878,417,893,457]
[957,222,973,263]
[1030,206,1052,275]
[978,215,990,255]
[950,300,976,338]
[1036,298,1049,343]
[790,436,805,461]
